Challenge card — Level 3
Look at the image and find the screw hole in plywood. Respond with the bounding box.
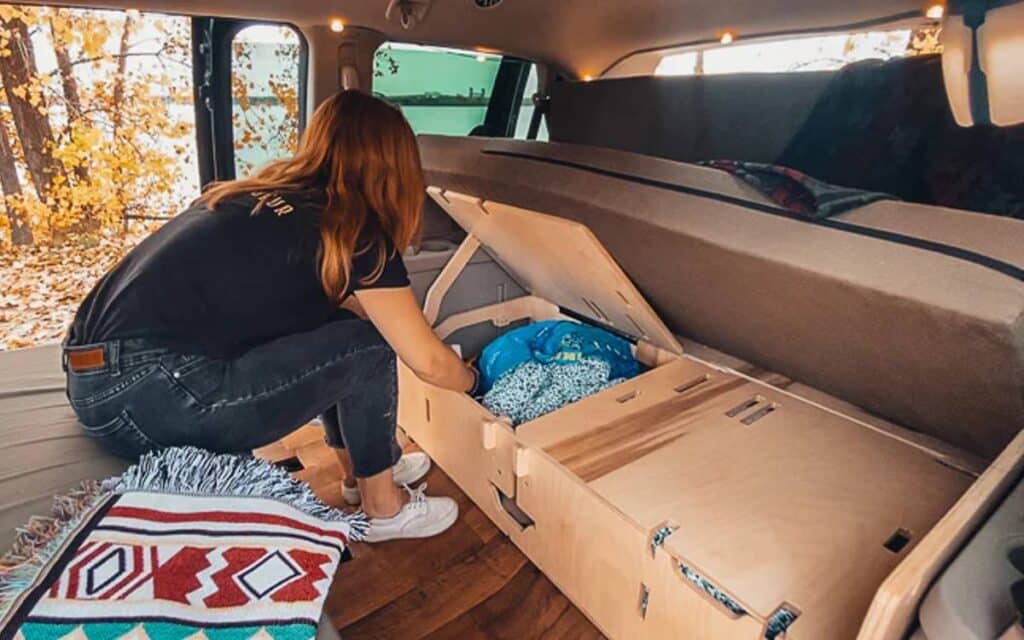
[616,389,638,403]
[625,313,648,339]
[883,528,913,553]
[674,375,710,394]
[725,397,761,418]
[741,404,778,426]
[582,297,610,322]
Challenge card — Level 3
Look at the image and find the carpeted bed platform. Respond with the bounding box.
[0,345,128,553]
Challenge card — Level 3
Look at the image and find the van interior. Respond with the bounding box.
[1,1,1023,639]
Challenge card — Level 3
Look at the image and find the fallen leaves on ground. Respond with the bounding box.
[0,235,143,351]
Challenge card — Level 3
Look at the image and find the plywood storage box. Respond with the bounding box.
[397,188,996,640]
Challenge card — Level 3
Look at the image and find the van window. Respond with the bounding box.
[0,3,198,350]
[231,24,303,176]
[655,26,941,76]
[605,24,942,78]
[373,42,502,135]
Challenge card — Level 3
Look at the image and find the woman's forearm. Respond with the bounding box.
[413,346,475,393]
[353,287,477,394]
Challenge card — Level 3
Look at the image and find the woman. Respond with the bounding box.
[62,90,476,542]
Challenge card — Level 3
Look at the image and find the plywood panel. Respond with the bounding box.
[643,538,768,640]
[857,428,1024,640]
[428,187,682,355]
[397,362,513,533]
[581,383,973,639]
[530,361,751,481]
[516,450,765,640]
[427,187,486,233]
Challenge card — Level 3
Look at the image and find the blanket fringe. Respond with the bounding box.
[0,481,111,620]
[112,446,369,541]
[1,447,366,621]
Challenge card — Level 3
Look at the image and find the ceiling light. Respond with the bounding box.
[925,3,945,19]
[583,74,594,82]
[329,18,345,33]
[719,30,736,45]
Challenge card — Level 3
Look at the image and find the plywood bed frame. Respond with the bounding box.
[397,187,1020,640]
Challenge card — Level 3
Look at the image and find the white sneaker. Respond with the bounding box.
[342,452,432,506]
[363,483,458,543]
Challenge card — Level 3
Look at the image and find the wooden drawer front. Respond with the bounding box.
[515,451,766,639]
[645,541,768,640]
[398,365,506,528]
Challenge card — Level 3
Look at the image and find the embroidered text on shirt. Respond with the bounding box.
[251,192,295,216]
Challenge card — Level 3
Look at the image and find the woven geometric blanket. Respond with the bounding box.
[0,447,366,640]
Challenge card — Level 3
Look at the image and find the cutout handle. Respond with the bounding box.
[492,484,535,530]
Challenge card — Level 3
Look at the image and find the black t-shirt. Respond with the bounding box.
[68,188,409,357]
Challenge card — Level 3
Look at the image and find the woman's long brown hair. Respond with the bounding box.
[198,90,424,302]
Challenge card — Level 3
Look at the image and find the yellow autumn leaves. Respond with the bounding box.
[0,5,197,246]
[1,5,299,249]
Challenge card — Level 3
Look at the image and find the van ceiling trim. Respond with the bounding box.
[480,149,1024,283]
[602,9,923,77]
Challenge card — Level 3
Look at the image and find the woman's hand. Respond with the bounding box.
[354,286,475,393]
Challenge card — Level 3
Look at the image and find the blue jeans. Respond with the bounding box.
[64,317,402,478]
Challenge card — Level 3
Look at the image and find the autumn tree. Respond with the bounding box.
[48,9,86,185]
[0,102,29,244]
[0,10,63,210]
[231,27,300,176]
[0,4,195,246]
[1,5,303,350]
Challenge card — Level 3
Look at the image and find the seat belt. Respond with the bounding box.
[526,65,552,140]
[526,93,550,139]
[960,0,993,125]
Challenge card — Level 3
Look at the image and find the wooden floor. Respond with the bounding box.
[255,425,605,640]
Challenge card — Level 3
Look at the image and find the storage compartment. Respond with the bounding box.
[397,188,994,639]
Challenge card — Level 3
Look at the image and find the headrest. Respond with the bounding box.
[942,1,1024,126]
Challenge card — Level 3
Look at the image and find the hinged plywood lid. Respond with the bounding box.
[427,186,682,354]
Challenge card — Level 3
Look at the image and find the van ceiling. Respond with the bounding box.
[27,0,926,75]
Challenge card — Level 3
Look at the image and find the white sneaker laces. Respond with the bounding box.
[404,482,429,513]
